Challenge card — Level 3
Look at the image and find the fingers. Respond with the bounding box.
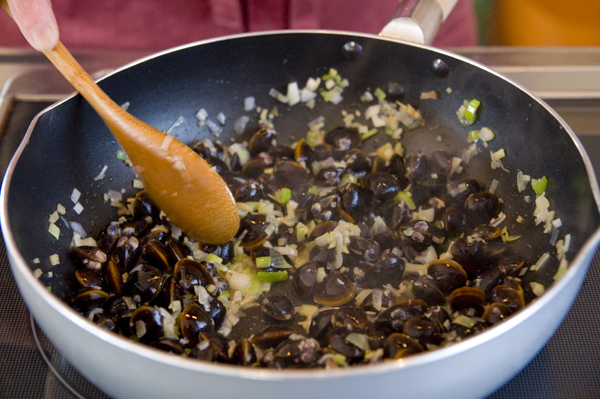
[6,0,59,51]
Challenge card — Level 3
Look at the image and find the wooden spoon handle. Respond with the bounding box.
[43,42,126,127]
[41,42,141,147]
[0,0,123,133]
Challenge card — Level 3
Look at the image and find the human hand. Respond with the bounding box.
[6,0,58,51]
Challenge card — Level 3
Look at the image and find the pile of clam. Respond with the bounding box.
[69,123,528,368]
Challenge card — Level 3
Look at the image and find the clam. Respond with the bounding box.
[374,304,424,333]
[463,191,500,228]
[403,317,441,346]
[294,139,314,164]
[309,309,336,346]
[237,214,270,248]
[490,284,525,312]
[96,223,122,253]
[72,246,108,270]
[445,178,481,205]
[231,338,257,366]
[248,125,277,156]
[427,259,468,295]
[383,333,424,359]
[132,190,160,222]
[141,239,171,271]
[173,259,214,294]
[129,305,164,343]
[234,180,264,203]
[324,126,360,152]
[412,275,446,306]
[313,271,355,306]
[291,261,318,300]
[71,289,109,312]
[261,294,295,321]
[328,328,366,360]
[180,303,215,346]
[114,236,141,272]
[365,171,401,201]
[75,268,105,290]
[449,287,487,311]
[348,236,380,262]
[483,303,513,325]
[273,160,308,182]
[331,307,369,331]
[364,256,406,289]
[192,332,230,363]
[251,326,296,349]
[123,264,164,305]
[273,338,317,368]
[343,148,371,176]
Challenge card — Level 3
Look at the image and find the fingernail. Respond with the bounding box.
[30,22,57,52]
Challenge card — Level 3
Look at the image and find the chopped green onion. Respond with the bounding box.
[332,353,347,366]
[48,223,60,240]
[232,253,245,264]
[245,276,264,294]
[407,281,414,291]
[554,264,568,281]
[116,150,129,161]
[318,187,334,196]
[46,286,52,291]
[392,128,404,140]
[531,176,547,196]
[530,282,545,297]
[328,74,343,85]
[338,174,358,188]
[308,187,321,195]
[319,90,335,101]
[306,130,324,147]
[345,333,369,351]
[501,230,521,242]
[274,188,292,204]
[394,191,416,210]
[296,223,308,242]
[468,130,480,142]
[205,254,223,264]
[459,99,480,126]
[453,315,476,328]
[302,240,318,254]
[242,268,264,294]
[374,87,386,102]
[255,256,272,269]
[256,271,288,283]
[321,69,338,81]
[268,249,292,269]
[217,290,230,307]
[244,201,260,212]
[360,128,378,141]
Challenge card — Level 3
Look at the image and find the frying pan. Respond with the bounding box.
[2,13,600,399]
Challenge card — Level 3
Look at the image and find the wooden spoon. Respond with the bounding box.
[1,2,239,245]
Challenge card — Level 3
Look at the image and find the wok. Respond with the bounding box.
[2,29,600,399]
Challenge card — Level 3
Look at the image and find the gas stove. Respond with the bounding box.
[1,46,600,399]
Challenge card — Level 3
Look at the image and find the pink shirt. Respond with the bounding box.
[0,0,477,50]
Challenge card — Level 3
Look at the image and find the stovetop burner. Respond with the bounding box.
[2,47,600,399]
[30,315,108,399]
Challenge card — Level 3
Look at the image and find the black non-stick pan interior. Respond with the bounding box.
[5,32,600,302]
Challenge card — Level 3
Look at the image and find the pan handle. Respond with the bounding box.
[379,0,459,45]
